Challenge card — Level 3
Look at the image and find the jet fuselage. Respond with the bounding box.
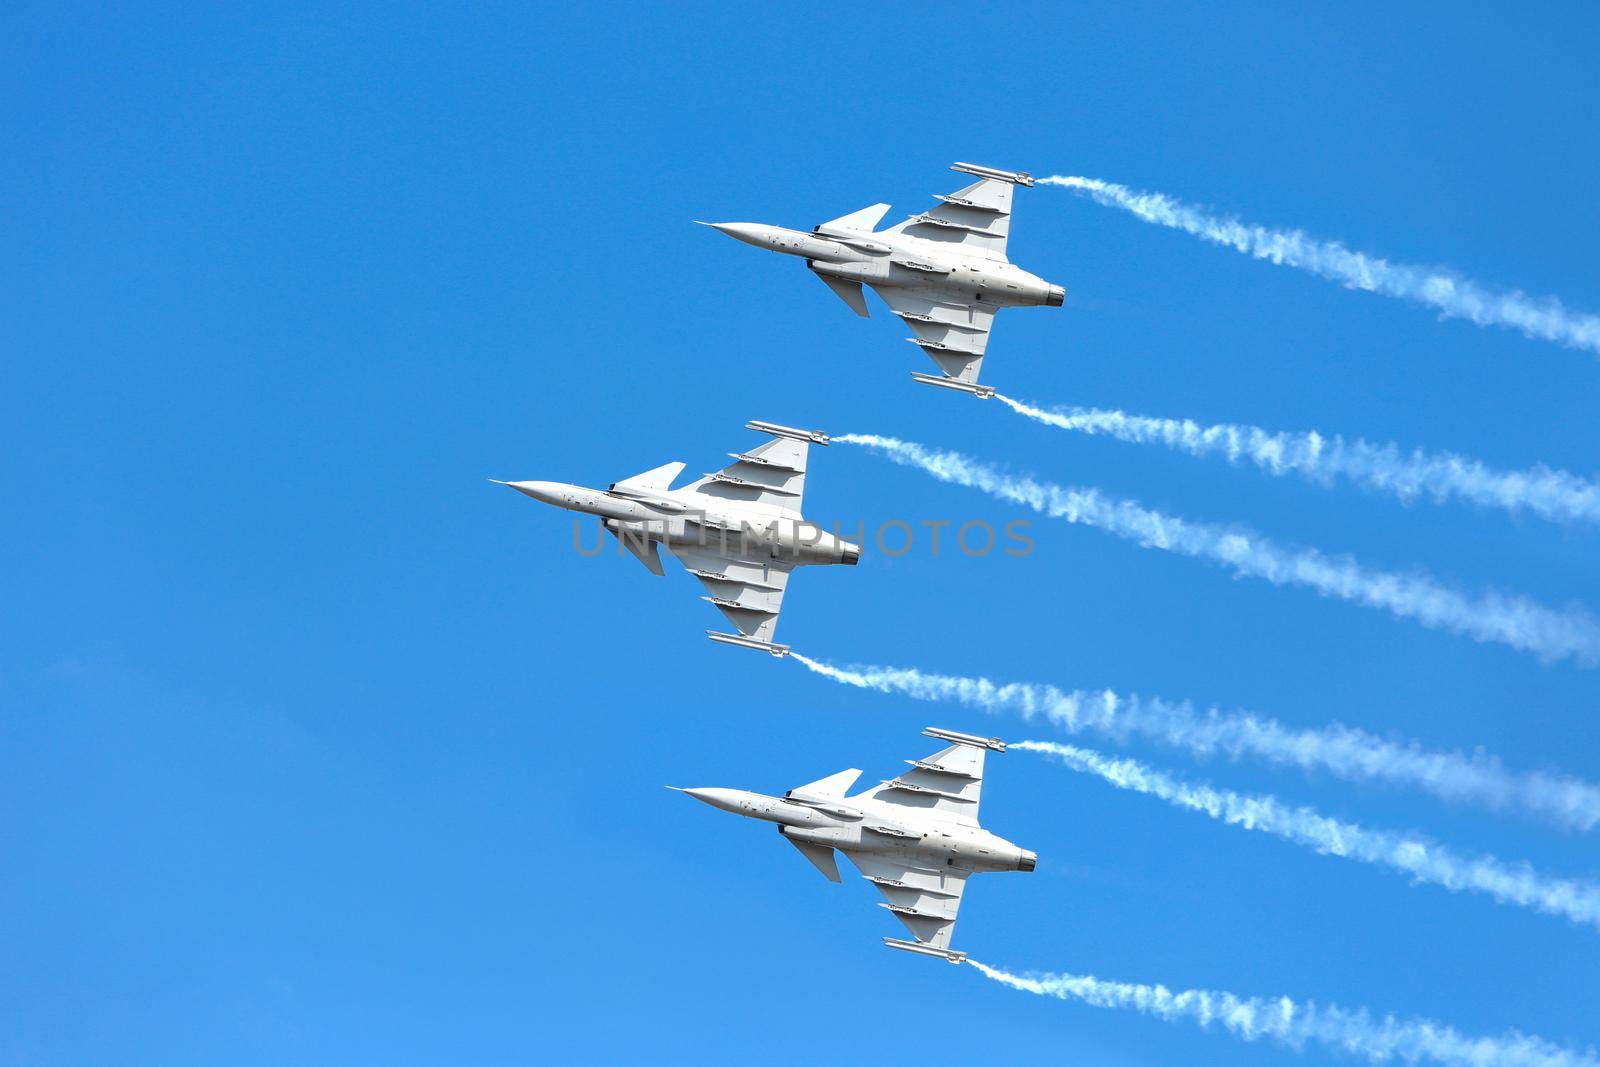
[708,221,1064,311]
[681,785,1036,875]
[506,480,859,567]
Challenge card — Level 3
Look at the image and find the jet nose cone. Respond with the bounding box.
[700,222,772,248]
[503,480,563,505]
[678,787,742,813]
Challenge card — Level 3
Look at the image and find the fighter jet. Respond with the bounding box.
[674,726,1036,963]
[701,162,1065,399]
[495,420,858,657]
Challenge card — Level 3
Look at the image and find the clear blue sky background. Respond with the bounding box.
[5,4,1599,1065]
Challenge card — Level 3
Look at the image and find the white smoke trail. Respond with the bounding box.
[1043,175,1600,357]
[787,654,1600,832]
[970,960,1597,1067]
[836,433,1600,665]
[1017,740,1600,930]
[996,394,1600,526]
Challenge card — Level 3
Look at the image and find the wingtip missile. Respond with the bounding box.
[706,631,791,657]
[923,726,1006,752]
[745,419,830,446]
[883,937,967,964]
[910,372,996,399]
[951,161,1034,187]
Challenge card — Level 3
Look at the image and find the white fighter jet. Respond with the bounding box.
[495,420,859,657]
[702,162,1065,399]
[675,727,1036,963]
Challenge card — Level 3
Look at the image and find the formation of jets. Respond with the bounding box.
[499,163,1059,961]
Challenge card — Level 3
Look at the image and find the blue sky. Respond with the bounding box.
[5,4,1599,1064]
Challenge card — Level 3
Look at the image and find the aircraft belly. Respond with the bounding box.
[661,526,772,557]
[882,271,973,305]
[655,518,841,566]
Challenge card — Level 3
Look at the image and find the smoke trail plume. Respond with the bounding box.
[836,433,1600,665]
[970,961,1597,1067]
[788,654,1600,832]
[1043,175,1600,357]
[1017,740,1600,930]
[996,394,1600,526]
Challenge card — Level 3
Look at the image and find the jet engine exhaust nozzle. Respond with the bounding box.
[1018,850,1038,873]
[1045,285,1065,308]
